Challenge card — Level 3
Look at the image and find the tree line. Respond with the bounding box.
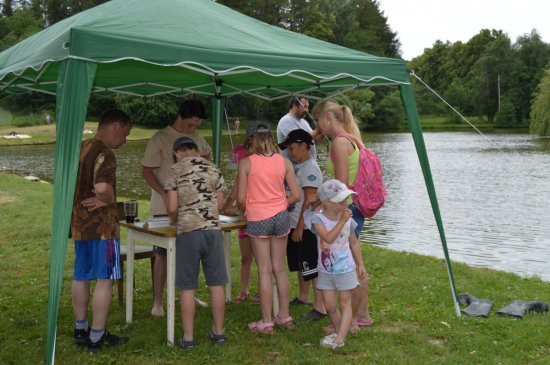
[1,0,549,134]
[409,29,550,130]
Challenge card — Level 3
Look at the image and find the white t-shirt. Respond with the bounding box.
[312,213,358,275]
[277,113,317,160]
[141,125,212,215]
[287,158,323,228]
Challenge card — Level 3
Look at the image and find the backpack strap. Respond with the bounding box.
[335,132,363,150]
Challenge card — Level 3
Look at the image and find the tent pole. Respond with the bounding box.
[45,59,97,365]
[210,93,225,165]
[399,84,461,317]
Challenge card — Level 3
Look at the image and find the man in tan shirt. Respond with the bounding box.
[141,100,212,316]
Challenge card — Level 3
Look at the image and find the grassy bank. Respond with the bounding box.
[1,173,549,364]
[0,121,221,146]
[399,115,496,132]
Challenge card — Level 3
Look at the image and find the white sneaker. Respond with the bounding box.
[320,334,344,350]
[320,333,337,346]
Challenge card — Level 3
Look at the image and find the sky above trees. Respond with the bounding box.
[378,0,550,60]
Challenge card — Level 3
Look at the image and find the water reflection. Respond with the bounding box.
[1,132,549,280]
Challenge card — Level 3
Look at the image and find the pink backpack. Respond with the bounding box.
[335,133,386,218]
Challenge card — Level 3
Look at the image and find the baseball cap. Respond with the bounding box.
[278,129,314,150]
[173,136,198,151]
[319,179,356,203]
[225,144,248,170]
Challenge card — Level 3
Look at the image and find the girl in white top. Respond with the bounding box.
[312,179,366,350]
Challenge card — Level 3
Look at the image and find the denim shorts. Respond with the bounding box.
[245,210,290,238]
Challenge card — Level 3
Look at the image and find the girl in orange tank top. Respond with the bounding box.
[237,124,300,332]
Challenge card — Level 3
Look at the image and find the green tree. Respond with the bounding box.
[529,62,550,136]
[2,0,13,16]
[494,97,517,127]
[0,8,42,50]
[510,30,550,124]
[372,89,405,129]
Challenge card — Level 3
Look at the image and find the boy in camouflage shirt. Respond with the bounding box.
[164,137,228,349]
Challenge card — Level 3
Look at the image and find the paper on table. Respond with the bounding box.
[134,217,171,228]
[219,214,240,223]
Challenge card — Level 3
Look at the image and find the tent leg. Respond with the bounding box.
[211,95,225,165]
[399,84,461,317]
[45,59,97,365]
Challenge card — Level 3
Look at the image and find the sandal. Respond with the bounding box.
[357,318,374,327]
[232,291,249,303]
[248,320,274,333]
[252,293,261,305]
[274,315,295,329]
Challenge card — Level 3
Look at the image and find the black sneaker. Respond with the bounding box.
[207,331,228,345]
[302,308,327,321]
[178,337,195,350]
[86,330,129,353]
[289,297,311,306]
[73,327,89,345]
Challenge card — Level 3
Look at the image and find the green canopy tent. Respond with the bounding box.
[0,0,459,363]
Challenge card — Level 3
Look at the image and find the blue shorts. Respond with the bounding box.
[74,239,122,280]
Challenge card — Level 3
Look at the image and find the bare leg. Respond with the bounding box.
[335,290,352,344]
[297,272,311,303]
[72,280,90,321]
[251,237,273,323]
[209,285,225,334]
[312,278,326,314]
[352,274,371,324]
[181,289,196,341]
[91,279,114,329]
[151,254,167,316]
[238,237,253,294]
[271,235,290,320]
[322,289,339,332]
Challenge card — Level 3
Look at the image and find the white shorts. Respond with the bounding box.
[316,270,360,291]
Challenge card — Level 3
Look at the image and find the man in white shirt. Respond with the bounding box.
[277,96,323,160]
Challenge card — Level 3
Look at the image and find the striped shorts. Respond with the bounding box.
[74,239,122,280]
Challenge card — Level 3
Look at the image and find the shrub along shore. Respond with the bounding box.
[0,173,548,364]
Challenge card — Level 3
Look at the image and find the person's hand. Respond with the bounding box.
[357,265,366,279]
[292,225,304,242]
[81,196,108,212]
[339,207,352,224]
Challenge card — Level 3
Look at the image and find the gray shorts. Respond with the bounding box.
[316,270,360,291]
[175,230,228,290]
[245,210,290,238]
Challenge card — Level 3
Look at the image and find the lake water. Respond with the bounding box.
[1,132,549,280]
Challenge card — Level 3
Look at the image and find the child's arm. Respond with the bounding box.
[166,189,178,226]
[284,158,300,206]
[350,231,366,279]
[236,157,250,213]
[221,182,238,215]
[312,208,352,244]
[217,191,225,211]
[292,186,317,242]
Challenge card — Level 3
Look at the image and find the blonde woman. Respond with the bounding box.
[237,124,300,333]
[312,100,374,333]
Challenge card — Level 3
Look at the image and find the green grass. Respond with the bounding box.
[1,174,550,364]
[0,121,227,146]
[400,115,497,131]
